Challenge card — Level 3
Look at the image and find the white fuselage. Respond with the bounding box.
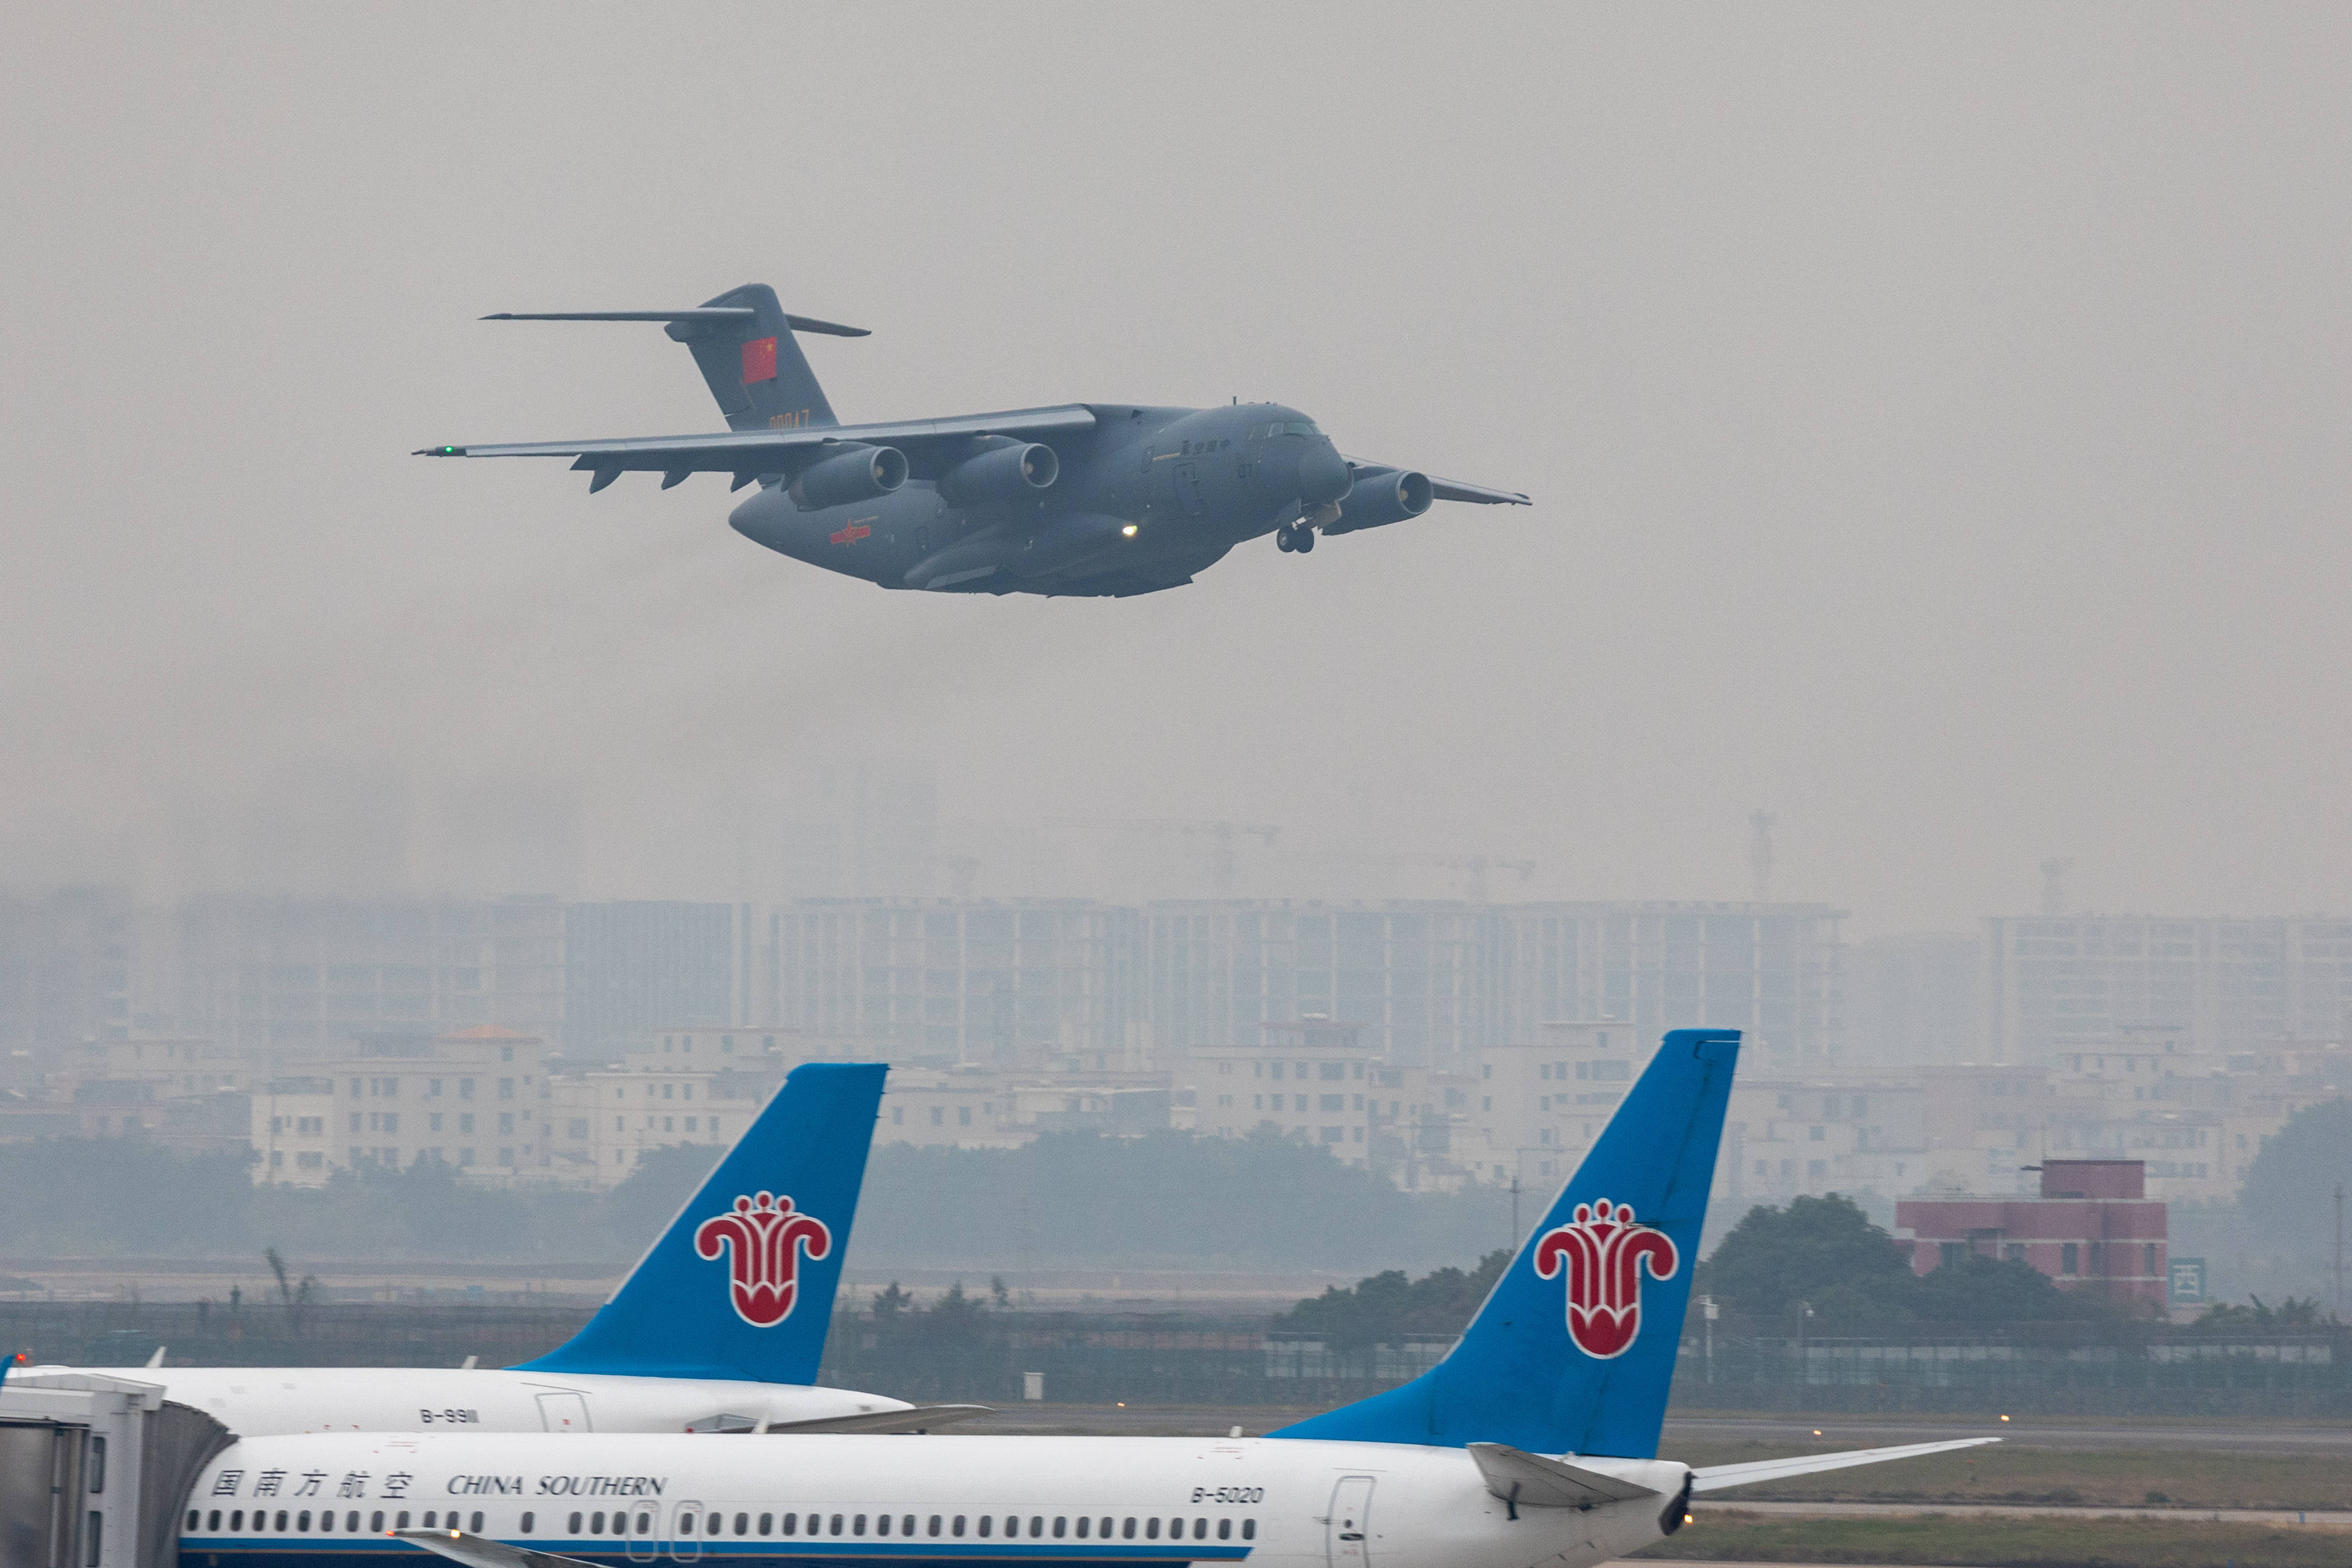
[66,1367,909,1436]
[179,1431,1691,1568]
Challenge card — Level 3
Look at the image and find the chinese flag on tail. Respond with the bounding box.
[740,336,779,384]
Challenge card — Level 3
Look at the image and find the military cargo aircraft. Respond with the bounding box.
[419,285,1528,598]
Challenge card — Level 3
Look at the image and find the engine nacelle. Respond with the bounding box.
[1320,467,1432,536]
[789,445,909,510]
[939,442,1059,507]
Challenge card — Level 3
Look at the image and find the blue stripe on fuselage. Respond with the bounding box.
[182,1544,1249,1566]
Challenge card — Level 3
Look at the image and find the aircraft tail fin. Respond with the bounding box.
[484,283,859,431]
[1266,1029,1739,1458]
[514,1061,886,1384]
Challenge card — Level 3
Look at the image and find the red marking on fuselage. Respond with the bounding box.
[829,523,872,545]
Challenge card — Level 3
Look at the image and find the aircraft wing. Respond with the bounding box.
[1428,476,1531,505]
[1344,458,1529,506]
[1689,1436,2000,1493]
[761,1403,991,1434]
[416,406,1099,484]
[391,1530,592,1568]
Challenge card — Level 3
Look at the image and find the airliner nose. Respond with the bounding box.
[1297,443,1353,506]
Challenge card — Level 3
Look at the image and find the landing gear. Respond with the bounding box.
[1275,526,1295,552]
[1275,523,1317,554]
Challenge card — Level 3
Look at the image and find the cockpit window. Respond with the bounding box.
[1249,420,1319,440]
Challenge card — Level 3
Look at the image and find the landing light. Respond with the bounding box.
[1121,524,1137,537]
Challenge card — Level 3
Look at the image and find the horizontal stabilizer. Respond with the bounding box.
[483,310,870,337]
[763,1403,992,1434]
[391,1530,593,1568]
[1467,1444,1660,1509]
[1691,1436,2000,1493]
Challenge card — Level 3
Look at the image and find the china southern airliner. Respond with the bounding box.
[52,1064,971,1438]
[176,1032,1996,1568]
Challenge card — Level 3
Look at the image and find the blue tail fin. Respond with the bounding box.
[1268,1030,1738,1458]
[515,1062,886,1384]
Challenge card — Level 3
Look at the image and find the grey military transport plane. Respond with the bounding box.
[420,284,1529,597]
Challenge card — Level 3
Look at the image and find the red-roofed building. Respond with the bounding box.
[1895,1158,2167,1307]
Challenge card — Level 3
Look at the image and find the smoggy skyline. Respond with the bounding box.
[6,6,2349,936]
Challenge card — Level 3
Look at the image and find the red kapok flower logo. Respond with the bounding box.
[694,1192,831,1328]
[1532,1198,1680,1359]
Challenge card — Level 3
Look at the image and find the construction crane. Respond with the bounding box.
[1054,819,1281,899]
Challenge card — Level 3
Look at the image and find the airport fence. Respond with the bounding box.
[7,1302,2346,1418]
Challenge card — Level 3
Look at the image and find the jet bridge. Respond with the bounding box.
[0,1371,233,1568]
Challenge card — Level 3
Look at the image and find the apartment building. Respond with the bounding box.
[250,1024,551,1184]
[1986,914,2352,1063]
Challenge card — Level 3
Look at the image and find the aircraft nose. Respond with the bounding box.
[1296,442,1354,506]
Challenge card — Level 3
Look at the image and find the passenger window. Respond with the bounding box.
[634,1514,651,1536]
[423,1513,438,1529]
[1030,1518,1044,1538]
[1122,1519,1137,1539]
[299,1512,313,1533]
[952,1517,966,1537]
[207,1512,221,1532]
[735,1513,749,1536]
[779,1514,794,1537]
[903,1516,915,1536]
[1099,1518,1113,1538]
[520,1513,533,1535]
[978,1518,992,1538]
[829,1514,843,1536]
[759,1514,773,1536]
[876,1516,890,1537]
[275,1512,289,1532]
[1076,1519,1090,1539]
[928,1517,942,1538]
[396,1514,410,1530]
[1053,1518,1067,1538]
[853,1515,867,1537]
[349,1513,362,1533]
[230,1513,243,1531]
[374,1513,387,1533]
[187,1512,199,1532]
[1194,1519,1208,1539]
[591,1513,606,1534]
[1244,1520,1257,1539]
[470,1514,484,1534]
[1146,1519,1161,1540]
[1219,1520,1232,1540]
[568,1514,582,1534]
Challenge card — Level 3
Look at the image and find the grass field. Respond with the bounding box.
[1638,1508,2351,1566]
[1668,1441,2352,1511]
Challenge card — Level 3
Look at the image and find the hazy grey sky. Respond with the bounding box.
[5,4,2348,931]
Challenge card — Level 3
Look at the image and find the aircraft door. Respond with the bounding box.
[535,1392,591,1433]
[624,1502,659,1563]
[670,1502,706,1563]
[1324,1477,1375,1568]
[1171,459,1205,516]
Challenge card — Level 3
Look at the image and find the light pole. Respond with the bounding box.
[1702,1294,1718,1384]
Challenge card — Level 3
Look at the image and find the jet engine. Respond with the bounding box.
[939,442,1059,506]
[789,444,909,510]
[1319,467,1433,536]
